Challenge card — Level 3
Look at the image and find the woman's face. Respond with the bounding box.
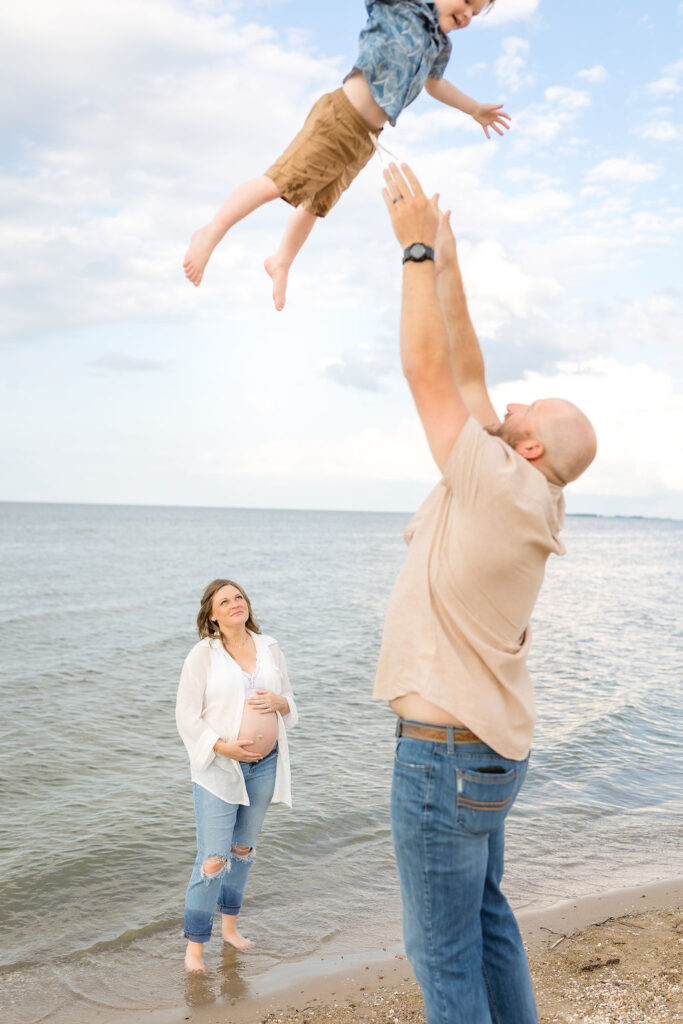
[211,584,249,632]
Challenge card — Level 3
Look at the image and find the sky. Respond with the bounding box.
[1,0,682,516]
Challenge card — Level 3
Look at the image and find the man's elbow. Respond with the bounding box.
[402,352,423,383]
[402,353,445,388]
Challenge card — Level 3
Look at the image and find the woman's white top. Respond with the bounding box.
[242,656,265,694]
[176,631,298,807]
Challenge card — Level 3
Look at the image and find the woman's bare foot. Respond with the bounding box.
[184,226,221,286]
[264,256,289,311]
[184,939,207,973]
[222,914,254,951]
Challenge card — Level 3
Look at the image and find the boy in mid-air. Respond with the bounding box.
[184,0,507,309]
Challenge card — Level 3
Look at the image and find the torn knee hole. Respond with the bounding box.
[231,845,252,856]
[202,856,227,875]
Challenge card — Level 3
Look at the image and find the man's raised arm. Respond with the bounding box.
[382,164,469,472]
[434,210,500,430]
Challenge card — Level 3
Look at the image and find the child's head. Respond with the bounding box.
[434,0,493,35]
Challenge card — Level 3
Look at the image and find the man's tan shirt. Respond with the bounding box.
[374,416,566,761]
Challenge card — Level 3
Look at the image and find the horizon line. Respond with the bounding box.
[0,498,680,523]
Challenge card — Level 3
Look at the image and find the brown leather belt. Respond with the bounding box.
[398,720,482,744]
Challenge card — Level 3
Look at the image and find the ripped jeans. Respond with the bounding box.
[183,745,277,943]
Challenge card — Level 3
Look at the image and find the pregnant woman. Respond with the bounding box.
[176,578,298,973]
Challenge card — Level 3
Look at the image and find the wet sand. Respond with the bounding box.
[125,878,682,1024]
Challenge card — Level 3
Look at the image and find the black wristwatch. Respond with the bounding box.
[402,242,435,265]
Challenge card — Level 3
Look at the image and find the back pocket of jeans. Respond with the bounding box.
[455,765,519,836]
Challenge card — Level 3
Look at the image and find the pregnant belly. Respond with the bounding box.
[238,701,279,758]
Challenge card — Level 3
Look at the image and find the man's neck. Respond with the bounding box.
[530,458,565,488]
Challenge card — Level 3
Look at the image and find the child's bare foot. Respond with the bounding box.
[184,940,207,973]
[184,226,220,286]
[222,915,254,951]
[264,256,289,311]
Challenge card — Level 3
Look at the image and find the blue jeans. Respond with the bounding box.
[391,725,537,1024]
[184,745,277,943]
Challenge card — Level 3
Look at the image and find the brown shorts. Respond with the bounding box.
[265,88,380,218]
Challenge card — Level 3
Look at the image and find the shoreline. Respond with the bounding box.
[118,876,683,1024]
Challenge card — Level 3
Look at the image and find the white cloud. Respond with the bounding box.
[647,76,682,97]
[586,157,660,185]
[0,0,345,341]
[459,239,563,336]
[635,120,683,142]
[514,86,590,146]
[576,65,608,84]
[646,57,683,96]
[483,0,541,26]
[231,417,436,483]
[495,37,533,92]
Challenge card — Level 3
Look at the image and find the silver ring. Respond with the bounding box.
[392,194,404,204]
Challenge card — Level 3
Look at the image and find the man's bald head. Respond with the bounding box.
[533,398,597,484]
[487,398,597,486]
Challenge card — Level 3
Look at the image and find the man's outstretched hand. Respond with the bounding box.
[382,163,439,251]
[434,208,459,277]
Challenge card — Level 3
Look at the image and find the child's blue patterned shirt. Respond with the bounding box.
[352,0,452,126]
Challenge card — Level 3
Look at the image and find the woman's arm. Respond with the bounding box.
[264,642,298,727]
[175,650,221,772]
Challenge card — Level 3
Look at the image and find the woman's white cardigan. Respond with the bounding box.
[176,631,298,806]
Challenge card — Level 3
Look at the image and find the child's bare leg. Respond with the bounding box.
[184,175,280,286]
[264,206,317,311]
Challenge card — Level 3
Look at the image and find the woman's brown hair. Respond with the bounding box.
[197,579,261,640]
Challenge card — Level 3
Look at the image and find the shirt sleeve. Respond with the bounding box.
[271,642,298,730]
[428,34,451,80]
[175,648,220,773]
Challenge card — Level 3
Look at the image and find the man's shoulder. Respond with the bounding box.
[444,417,563,509]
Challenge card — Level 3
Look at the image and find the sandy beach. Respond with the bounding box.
[120,878,682,1024]
[249,903,682,1024]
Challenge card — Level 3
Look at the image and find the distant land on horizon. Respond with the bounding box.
[0,499,680,523]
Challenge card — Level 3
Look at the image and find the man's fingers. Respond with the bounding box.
[399,163,425,199]
[384,163,411,199]
[381,186,397,213]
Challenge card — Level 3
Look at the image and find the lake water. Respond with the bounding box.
[0,502,681,1023]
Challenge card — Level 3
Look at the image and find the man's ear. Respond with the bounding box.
[515,438,545,462]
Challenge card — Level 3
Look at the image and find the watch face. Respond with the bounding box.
[411,244,427,259]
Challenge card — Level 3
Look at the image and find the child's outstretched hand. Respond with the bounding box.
[472,103,511,138]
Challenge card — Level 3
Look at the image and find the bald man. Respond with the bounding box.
[374,165,596,1024]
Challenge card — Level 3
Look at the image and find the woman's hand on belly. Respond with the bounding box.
[247,689,290,715]
[214,738,262,762]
